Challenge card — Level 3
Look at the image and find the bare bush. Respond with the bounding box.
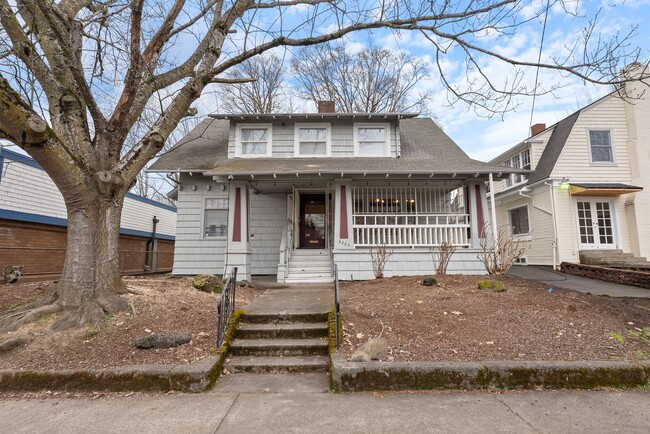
[369,244,393,279]
[478,223,529,275]
[431,242,457,275]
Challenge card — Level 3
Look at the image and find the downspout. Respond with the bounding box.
[144,215,159,272]
[395,123,401,158]
[488,173,498,246]
[518,182,558,270]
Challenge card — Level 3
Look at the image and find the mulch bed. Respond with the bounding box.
[340,275,650,362]
[0,275,264,371]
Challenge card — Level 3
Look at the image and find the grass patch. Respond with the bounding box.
[477,280,505,292]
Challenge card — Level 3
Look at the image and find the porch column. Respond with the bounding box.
[226,181,252,280]
[468,181,488,248]
[333,179,354,250]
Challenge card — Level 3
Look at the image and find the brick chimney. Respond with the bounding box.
[531,123,546,136]
[317,100,335,113]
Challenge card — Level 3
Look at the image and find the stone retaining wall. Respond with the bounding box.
[561,262,650,289]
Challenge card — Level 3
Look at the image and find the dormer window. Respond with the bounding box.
[295,123,330,156]
[354,123,389,156]
[236,123,272,157]
[505,148,530,188]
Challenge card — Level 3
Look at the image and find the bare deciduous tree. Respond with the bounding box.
[292,41,430,112]
[0,1,646,331]
[216,52,291,113]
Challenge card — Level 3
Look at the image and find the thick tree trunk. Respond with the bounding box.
[52,196,130,330]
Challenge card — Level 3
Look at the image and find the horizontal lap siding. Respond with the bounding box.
[250,193,286,274]
[333,249,485,280]
[172,175,227,275]
[0,157,176,237]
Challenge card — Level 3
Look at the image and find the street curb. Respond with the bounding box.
[0,356,221,393]
[330,353,650,391]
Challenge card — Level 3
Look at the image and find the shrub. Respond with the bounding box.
[477,279,505,292]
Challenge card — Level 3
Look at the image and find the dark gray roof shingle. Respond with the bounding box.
[149,117,519,176]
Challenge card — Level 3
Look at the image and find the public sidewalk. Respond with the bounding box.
[0,386,648,433]
[508,265,650,298]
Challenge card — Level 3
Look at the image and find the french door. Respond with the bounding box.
[576,200,616,249]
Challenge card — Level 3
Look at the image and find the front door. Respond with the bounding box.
[299,193,326,248]
[576,200,616,249]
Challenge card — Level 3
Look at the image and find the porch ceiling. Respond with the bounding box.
[569,183,643,196]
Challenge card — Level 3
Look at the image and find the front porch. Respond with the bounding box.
[221,176,492,282]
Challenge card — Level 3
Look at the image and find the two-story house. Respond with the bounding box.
[149,102,519,282]
[489,64,649,269]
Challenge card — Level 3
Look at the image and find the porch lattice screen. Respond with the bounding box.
[351,186,470,247]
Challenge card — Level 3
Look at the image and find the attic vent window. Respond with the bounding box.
[236,123,272,157]
[354,123,389,156]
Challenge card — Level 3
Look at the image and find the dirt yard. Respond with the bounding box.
[340,275,650,362]
[0,275,264,370]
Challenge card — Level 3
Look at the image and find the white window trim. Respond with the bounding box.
[202,196,229,239]
[353,122,390,157]
[507,204,531,239]
[293,123,331,157]
[235,123,273,158]
[587,128,616,166]
[504,148,531,189]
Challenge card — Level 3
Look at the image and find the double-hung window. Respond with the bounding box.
[508,205,530,236]
[237,124,272,157]
[589,130,614,163]
[204,198,228,237]
[295,124,330,156]
[354,123,389,156]
[504,148,530,188]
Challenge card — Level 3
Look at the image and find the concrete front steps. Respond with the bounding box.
[579,250,650,271]
[224,312,329,374]
[285,249,333,283]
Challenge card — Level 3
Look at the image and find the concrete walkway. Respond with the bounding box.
[243,283,334,315]
[1,388,648,433]
[508,265,650,298]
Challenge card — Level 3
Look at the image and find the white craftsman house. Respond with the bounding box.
[488,64,649,269]
[149,103,519,282]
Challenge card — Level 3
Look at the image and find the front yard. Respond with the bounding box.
[340,275,650,362]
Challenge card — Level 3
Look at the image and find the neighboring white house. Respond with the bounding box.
[149,103,520,282]
[488,64,649,268]
[0,148,177,277]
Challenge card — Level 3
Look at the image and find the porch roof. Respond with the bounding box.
[569,183,643,196]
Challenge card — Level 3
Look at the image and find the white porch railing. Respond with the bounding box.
[353,213,470,247]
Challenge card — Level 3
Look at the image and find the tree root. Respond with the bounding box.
[0,303,63,333]
[51,293,130,331]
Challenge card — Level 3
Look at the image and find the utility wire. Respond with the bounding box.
[529,0,551,134]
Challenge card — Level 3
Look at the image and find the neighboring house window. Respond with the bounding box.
[236,123,272,157]
[508,206,530,235]
[354,123,389,156]
[504,148,530,188]
[295,123,330,156]
[204,198,228,237]
[589,130,613,163]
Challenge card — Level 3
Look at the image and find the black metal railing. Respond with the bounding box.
[216,267,237,347]
[334,263,341,349]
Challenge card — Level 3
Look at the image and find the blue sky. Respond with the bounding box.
[345,0,650,162]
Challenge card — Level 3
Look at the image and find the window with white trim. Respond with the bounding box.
[588,130,613,163]
[354,123,389,156]
[504,148,531,188]
[295,123,330,156]
[204,198,228,237]
[508,205,530,235]
[236,123,272,157]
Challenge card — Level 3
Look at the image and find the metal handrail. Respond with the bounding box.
[334,263,341,349]
[216,267,237,347]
